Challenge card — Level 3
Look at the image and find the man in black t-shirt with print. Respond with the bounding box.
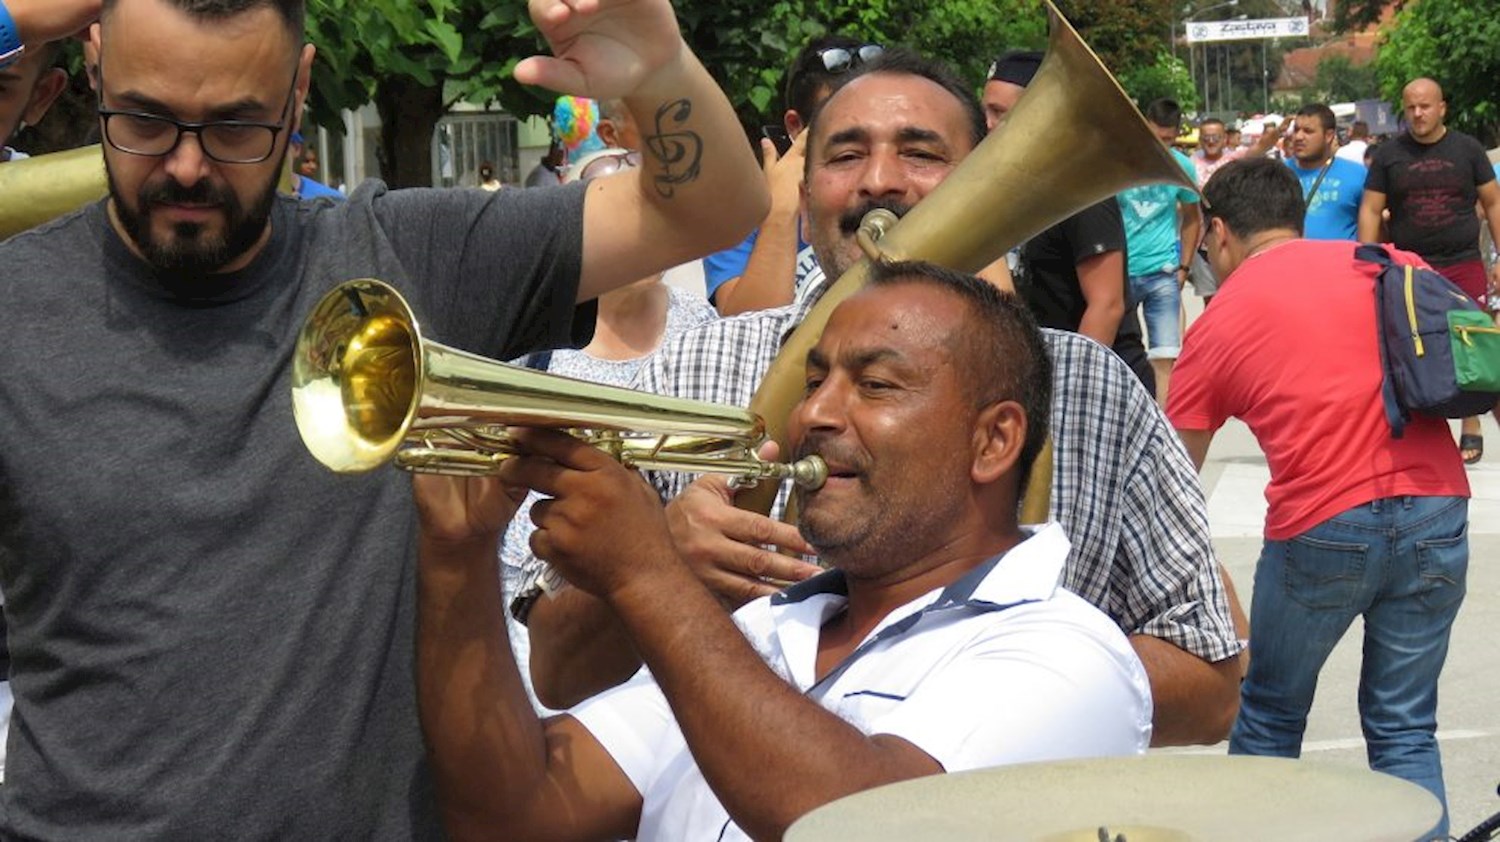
[1359,77,1500,464]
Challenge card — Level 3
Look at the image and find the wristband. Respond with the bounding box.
[1177,264,1190,273]
[0,0,23,70]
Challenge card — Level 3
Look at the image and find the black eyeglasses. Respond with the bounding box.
[814,44,883,74]
[95,56,301,165]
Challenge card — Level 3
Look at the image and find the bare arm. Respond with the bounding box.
[1131,635,1240,745]
[977,254,1016,293]
[413,475,640,842]
[713,133,808,315]
[527,467,819,708]
[1357,188,1388,243]
[1179,200,1203,273]
[1246,118,1290,157]
[525,587,640,710]
[1074,250,1126,347]
[507,431,945,841]
[1477,181,1500,287]
[6,0,100,45]
[1177,427,1214,471]
[517,0,769,304]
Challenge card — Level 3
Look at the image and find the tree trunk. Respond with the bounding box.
[374,77,447,189]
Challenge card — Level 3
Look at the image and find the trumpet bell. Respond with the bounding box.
[292,279,827,488]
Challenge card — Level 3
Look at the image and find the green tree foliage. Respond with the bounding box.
[305,0,552,187]
[1314,54,1378,102]
[1055,0,1174,72]
[671,0,1043,126]
[298,0,1221,187]
[1374,0,1500,146]
[1327,0,1388,34]
[1119,52,1200,110]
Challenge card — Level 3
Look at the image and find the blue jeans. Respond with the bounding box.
[1230,496,1468,837]
[1126,270,1182,359]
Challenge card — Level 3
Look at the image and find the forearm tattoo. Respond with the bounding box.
[644,99,703,198]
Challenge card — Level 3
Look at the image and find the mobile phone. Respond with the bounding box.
[761,125,793,156]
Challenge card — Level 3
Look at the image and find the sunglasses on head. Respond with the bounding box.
[576,150,641,182]
[814,44,884,74]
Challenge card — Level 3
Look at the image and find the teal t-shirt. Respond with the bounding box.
[1118,148,1200,278]
[1288,157,1367,241]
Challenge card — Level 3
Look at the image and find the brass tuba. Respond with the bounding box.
[0,144,108,241]
[739,0,1199,521]
[0,143,301,242]
[291,278,827,488]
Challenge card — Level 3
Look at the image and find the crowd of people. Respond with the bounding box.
[0,0,1494,839]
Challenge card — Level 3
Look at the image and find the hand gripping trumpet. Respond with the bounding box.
[291,278,827,489]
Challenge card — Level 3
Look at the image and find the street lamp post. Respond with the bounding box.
[1184,0,1240,114]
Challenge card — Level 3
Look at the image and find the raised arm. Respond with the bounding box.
[4,0,100,47]
[516,0,768,303]
[713,132,808,315]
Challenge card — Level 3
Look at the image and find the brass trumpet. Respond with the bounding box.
[291,278,827,489]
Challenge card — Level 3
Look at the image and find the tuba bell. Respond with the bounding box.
[291,278,827,489]
[739,0,1199,521]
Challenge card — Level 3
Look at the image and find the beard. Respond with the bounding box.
[811,197,915,279]
[107,159,279,276]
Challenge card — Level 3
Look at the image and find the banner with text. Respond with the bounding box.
[1185,17,1310,44]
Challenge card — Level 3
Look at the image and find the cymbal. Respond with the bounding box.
[786,755,1442,842]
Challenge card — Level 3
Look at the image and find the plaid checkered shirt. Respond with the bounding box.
[515,267,1242,663]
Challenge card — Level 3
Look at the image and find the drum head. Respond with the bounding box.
[786,755,1442,842]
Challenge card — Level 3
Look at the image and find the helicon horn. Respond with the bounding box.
[739,0,1198,521]
[291,278,827,489]
[0,144,108,241]
[0,143,301,241]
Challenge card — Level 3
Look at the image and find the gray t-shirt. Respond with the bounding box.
[0,181,590,839]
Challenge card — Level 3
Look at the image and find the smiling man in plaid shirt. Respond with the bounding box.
[516,49,1245,746]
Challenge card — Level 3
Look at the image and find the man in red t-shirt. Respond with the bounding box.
[1169,157,1469,838]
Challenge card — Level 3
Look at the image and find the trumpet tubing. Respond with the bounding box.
[291,279,827,489]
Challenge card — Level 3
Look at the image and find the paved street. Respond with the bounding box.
[1157,298,1500,835]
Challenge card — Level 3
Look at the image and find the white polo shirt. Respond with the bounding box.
[569,522,1152,842]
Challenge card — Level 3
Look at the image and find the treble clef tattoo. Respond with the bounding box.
[644,99,703,198]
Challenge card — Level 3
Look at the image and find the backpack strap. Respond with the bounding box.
[1355,243,1407,438]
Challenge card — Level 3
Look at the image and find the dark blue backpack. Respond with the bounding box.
[1359,243,1500,438]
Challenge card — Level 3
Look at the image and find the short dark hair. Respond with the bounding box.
[102,0,304,40]
[1198,117,1226,131]
[1143,98,1182,131]
[784,34,874,120]
[804,48,986,153]
[866,259,1052,498]
[1295,103,1336,132]
[1350,120,1370,139]
[1202,157,1305,239]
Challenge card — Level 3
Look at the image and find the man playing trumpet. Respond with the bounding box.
[415,259,1151,842]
